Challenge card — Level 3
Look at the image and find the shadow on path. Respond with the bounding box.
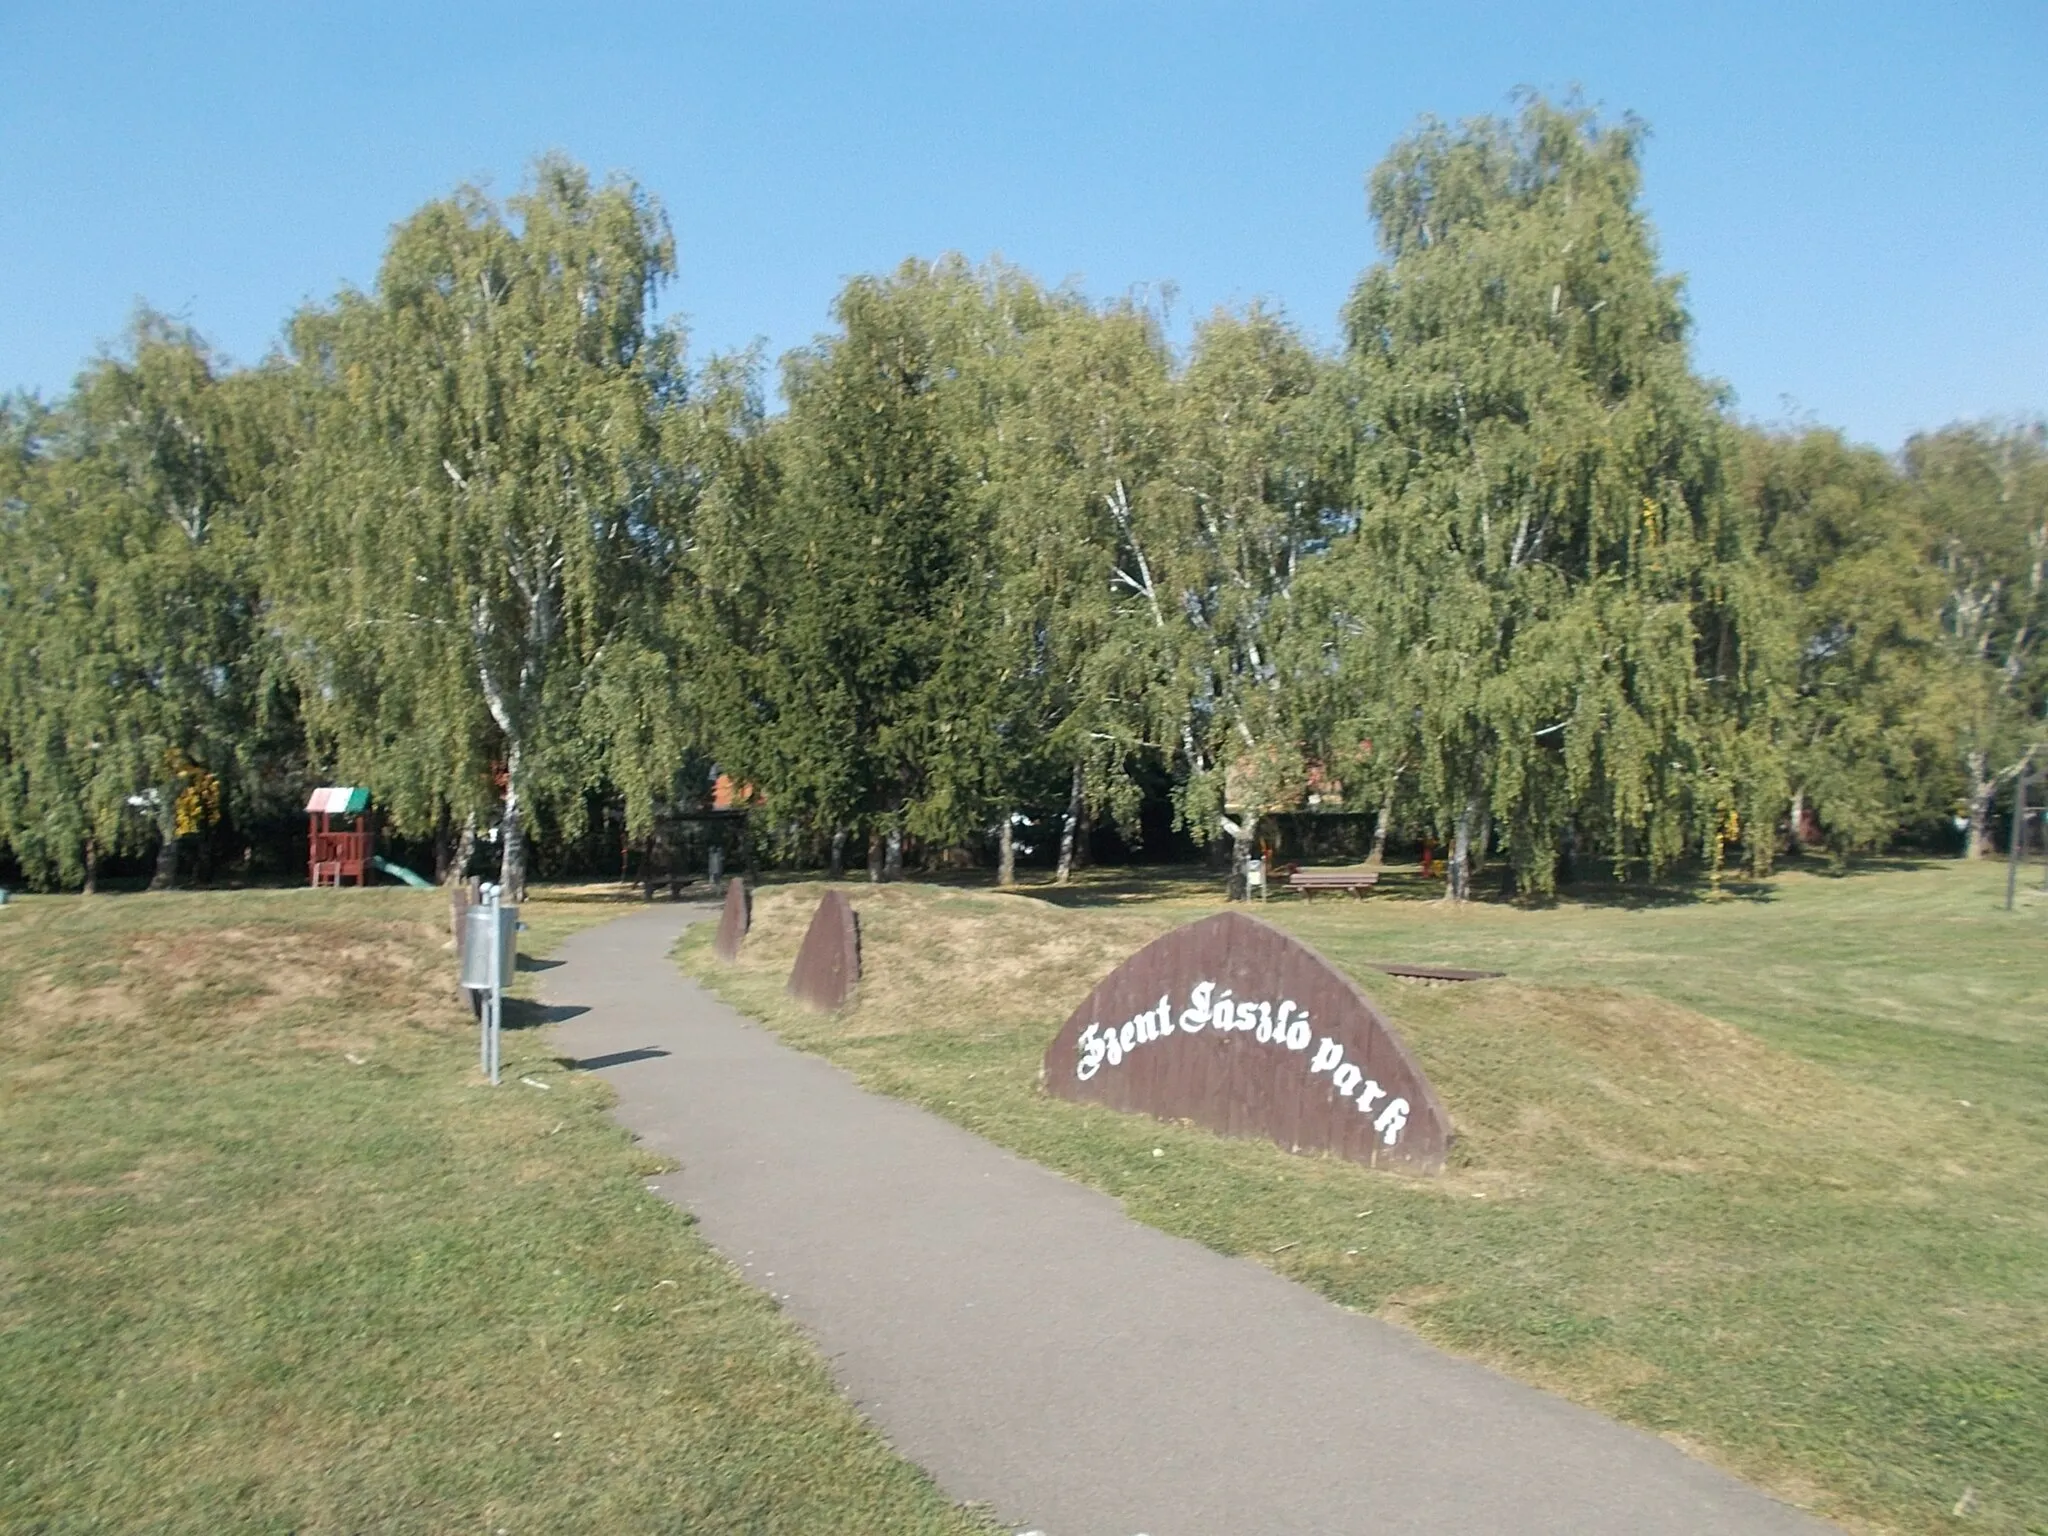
[504,1000,588,1029]
[561,1046,671,1072]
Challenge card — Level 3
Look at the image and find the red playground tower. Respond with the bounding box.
[305,786,375,887]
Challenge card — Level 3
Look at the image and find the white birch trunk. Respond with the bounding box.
[1967,750,1997,859]
[1056,764,1084,885]
[499,737,527,900]
[1447,796,1478,903]
[1367,786,1394,867]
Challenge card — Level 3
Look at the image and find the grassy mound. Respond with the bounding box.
[0,887,995,1535]
[684,863,2048,1535]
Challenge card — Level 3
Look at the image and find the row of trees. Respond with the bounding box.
[4,101,2043,900]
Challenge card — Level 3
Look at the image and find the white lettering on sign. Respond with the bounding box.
[1074,980,1410,1146]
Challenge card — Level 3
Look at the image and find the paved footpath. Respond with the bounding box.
[544,904,1834,1536]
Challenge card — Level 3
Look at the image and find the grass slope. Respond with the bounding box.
[682,861,2048,1536]
[0,886,994,1536]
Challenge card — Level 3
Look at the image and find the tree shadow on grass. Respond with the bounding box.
[1543,854,1963,908]
[1000,865,1225,909]
[1540,875,1778,910]
[1002,863,1791,912]
[748,851,1969,915]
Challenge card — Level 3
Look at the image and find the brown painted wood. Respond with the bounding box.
[713,879,751,962]
[786,889,860,1012]
[1043,910,1450,1174]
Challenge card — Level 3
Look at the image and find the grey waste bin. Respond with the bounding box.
[460,901,518,991]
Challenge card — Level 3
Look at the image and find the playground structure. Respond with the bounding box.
[302,786,435,888]
[305,786,374,886]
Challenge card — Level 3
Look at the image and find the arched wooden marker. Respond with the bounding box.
[713,879,751,962]
[786,889,860,1012]
[1043,910,1451,1174]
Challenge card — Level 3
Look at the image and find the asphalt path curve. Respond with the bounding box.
[543,901,1834,1536]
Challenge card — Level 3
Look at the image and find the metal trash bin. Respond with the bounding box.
[460,900,518,991]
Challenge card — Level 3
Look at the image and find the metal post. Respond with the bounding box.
[491,882,503,1085]
[482,881,503,1084]
[2007,764,2030,912]
[477,881,490,1077]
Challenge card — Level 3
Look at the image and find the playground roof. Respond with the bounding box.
[305,786,370,815]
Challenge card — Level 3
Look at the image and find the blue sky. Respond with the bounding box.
[3,1,2041,448]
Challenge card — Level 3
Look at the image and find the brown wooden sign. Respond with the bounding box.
[786,889,860,1012]
[713,879,751,962]
[1042,910,1451,1173]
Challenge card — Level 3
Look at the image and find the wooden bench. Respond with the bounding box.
[1286,866,1381,897]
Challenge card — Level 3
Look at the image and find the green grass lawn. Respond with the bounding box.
[0,885,995,1535]
[681,859,2048,1536]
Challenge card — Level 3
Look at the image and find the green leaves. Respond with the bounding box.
[1310,98,1785,895]
[696,260,1026,854]
[270,160,687,894]
[1906,422,2048,852]
[0,314,275,889]
[3,130,2034,895]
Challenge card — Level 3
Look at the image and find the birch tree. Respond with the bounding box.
[1907,421,2048,856]
[274,159,685,897]
[989,293,1179,880]
[1313,98,1787,898]
[1164,307,1349,879]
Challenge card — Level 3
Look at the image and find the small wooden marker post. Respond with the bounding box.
[713,878,751,962]
[786,890,860,1012]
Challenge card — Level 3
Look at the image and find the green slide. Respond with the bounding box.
[371,856,434,890]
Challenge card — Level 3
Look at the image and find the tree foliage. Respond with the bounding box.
[0,316,275,890]
[1904,422,2048,855]
[690,260,1026,871]
[2,115,2039,897]
[1298,99,1785,897]
[270,159,686,896]
[1744,427,1956,859]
